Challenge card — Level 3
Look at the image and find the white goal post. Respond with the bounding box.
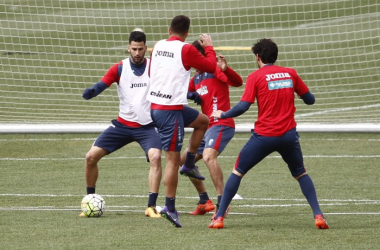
[1,0,379,133]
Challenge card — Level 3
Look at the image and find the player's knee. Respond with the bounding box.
[202,153,216,166]
[197,113,209,129]
[293,171,308,180]
[85,151,98,166]
[148,149,161,165]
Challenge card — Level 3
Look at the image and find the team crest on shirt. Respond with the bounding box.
[197,86,208,96]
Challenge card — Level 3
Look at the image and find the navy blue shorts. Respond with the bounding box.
[150,106,199,151]
[234,128,306,177]
[197,125,235,155]
[94,120,162,159]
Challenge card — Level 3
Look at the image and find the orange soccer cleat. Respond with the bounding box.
[190,199,216,215]
[315,214,329,229]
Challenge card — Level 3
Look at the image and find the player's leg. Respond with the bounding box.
[181,145,216,215]
[160,150,182,226]
[81,120,132,216]
[150,109,184,227]
[85,145,108,192]
[202,126,235,205]
[136,125,163,218]
[179,106,208,180]
[209,131,272,228]
[186,112,209,155]
[278,128,328,229]
[203,148,224,196]
[85,120,132,193]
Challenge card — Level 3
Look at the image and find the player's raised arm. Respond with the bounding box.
[215,54,243,87]
[182,34,217,73]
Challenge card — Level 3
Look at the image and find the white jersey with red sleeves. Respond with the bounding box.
[147,39,191,105]
[118,58,152,125]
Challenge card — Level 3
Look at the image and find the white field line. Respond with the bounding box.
[2,193,380,203]
[1,155,380,161]
[1,194,379,215]
[1,137,380,142]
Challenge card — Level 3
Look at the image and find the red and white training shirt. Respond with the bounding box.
[189,67,243,128]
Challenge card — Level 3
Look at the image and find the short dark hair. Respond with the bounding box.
[170,15,190,35]
[129,31,146,44]
[192,40,205,56]
[251,38,278,64]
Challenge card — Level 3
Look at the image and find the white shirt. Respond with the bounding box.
[147,39,191,105]
[118,58,152,125]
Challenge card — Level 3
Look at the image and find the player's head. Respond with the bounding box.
[129,31,146,44]
[192,40,205,56]
[251,38,278,65]
[128,31,147,64]
[169,15,190,38]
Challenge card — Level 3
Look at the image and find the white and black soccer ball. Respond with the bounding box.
[81,194,105,217]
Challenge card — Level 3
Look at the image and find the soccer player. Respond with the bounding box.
[147,15,217,227]
[209,38,329,229]
[81,31,163,218]
[181,40,243,217]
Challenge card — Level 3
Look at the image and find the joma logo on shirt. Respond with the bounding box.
[130,83,148,88]
[155,50,174,58]
[265,73,291,81]
[150,91,172,99]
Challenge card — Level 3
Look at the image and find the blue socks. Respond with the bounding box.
[86,187,95,194]
[199,192,210,204]
[148,192,158,207]
[166,197,176,212]
[298,175,322,217]
[216,173,242,218]
[184,152,196,168]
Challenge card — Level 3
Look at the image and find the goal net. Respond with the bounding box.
[1,0,379,133]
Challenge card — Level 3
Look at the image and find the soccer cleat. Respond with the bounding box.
[179,165,205,180]
[211,204,231,220]
[209,216,224,229]
[190,199,216,215]
[160,206,182,228]
[315,214,329,229]
[79,212,87,217]
[145,206,161,218]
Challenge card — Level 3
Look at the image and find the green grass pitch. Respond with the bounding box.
[1,132,380,249]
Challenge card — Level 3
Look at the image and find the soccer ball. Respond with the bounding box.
[81,194,105,217]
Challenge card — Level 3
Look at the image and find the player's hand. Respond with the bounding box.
[217,54,227,71]
[82,87,95,100]
[199,33,213,47]
[187,91,202,105]
[211,110,223,118]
